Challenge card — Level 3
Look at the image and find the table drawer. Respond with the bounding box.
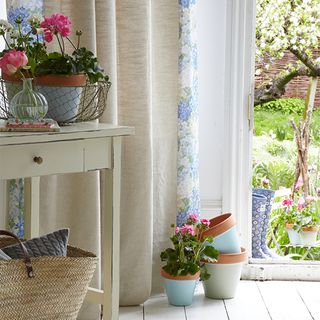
[84,137,112,171]
[0,140,84,179]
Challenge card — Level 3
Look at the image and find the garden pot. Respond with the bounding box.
[300,226,319,246]
[201,213,241,253]
[161,269,199,306]
[202,247,247,299]
[34,74,87,123]
[285,223,301,245]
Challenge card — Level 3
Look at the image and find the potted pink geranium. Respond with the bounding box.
[160,214,218,306]
[0,13,109,123]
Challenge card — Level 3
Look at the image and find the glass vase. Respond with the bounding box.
[10,78,48,121]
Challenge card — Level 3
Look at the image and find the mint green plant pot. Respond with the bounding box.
[203,247,247,299]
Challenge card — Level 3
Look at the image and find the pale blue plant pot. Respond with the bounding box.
[37,86,83,123]
[202,213,241,254]
[161,270,199,306]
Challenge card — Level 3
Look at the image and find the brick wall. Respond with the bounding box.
[255,50,320,106]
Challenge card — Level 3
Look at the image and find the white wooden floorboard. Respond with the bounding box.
[258,281,313,320]
[143,295,186,320]
[295,281,320,320]
[119,306,144,320]
[224,280,271,320]
[185,284,228,320]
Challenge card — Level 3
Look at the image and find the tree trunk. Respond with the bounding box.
[291,77,318,198]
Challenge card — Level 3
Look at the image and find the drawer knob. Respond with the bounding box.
[33,156,43,165]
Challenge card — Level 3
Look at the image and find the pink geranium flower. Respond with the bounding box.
[0,49,28,75]
[40,13,71,42]
[200,218,210,227]
[175,227,180,235]
[180,224,195,236]
[188,213,199,224]
[282,198,294,206]
[297,197,305,210]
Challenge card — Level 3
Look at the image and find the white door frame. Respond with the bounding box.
[222,0,320,280]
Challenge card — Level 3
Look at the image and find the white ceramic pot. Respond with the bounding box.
[203,247,247,299]
[300,226,319,246]
[285,223,301,245]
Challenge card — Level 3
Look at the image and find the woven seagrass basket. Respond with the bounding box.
[0,231,98,320]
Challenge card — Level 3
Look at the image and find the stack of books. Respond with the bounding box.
[0,118,61,132]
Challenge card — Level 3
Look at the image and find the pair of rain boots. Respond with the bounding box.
[252,188,278,259]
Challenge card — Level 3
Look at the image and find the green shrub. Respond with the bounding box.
[275,126,286,141]
[255,98,305,115]
[254,110,295,139]
[265,140,286,156]
[252,160,295,190]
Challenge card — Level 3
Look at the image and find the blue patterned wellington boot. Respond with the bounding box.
[252,193,269,259]
[253,188,280,258]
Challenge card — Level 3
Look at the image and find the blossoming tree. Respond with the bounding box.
[255,0,320,197]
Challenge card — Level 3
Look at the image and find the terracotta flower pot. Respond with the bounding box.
[285,223,301,245]
[161,268,200,306]
[34,74,87,123]
[201,213,241,253]
[202,247,247,299]
[301,226,319,246]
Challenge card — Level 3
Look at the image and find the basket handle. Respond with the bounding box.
[0,230,34,278]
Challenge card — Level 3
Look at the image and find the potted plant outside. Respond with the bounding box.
[0,14,109,123]
[160,214,218,306]
[281,196,320,246]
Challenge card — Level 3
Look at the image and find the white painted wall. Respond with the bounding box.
[197,0,227,216]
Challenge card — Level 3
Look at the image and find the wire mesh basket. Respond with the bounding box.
[0,78,111,124]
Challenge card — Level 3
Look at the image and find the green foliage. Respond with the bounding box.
[72,48,109,84]
[255,98,305,115]
[265,140,286,156]
[160,216,219,281]
[35,49,109,83]
[252,161,295,190]
[275,126,287,141]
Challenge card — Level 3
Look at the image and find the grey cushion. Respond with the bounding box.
[2,229,69,259]
[0,249,11,261]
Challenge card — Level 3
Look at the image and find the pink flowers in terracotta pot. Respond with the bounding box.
[40,13,72,42]
[161,213,219,281]
[0,49,28,76]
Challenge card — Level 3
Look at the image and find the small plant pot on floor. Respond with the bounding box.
[201,213,240,253]
[202,247,247,299]
[285,223,302,245]
[161,269,200,306]
[300,226,319,246]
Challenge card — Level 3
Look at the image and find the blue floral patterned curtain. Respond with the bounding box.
[176,0,200,226]
[6,0,43,237]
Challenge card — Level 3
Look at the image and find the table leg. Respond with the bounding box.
[102,137,121,320]
[0,180,8,229]
[24,177,40,239]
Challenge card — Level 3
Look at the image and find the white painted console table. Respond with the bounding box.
[0,121,134,320]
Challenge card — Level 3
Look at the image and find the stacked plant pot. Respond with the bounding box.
[201,213,247,299]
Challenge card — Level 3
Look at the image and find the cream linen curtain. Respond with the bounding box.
[39,0,179,316]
